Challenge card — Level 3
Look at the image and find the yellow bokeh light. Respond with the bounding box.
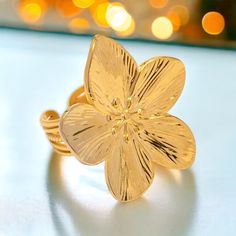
[106,4,133,32]
[202,11,225,35]
[73,0,95,9]
[69,18,90,32]
[19,2,43,23]
[117,18,135,36]
[151,17,173,40]
[91,1,109,27]
[149,0,168,9]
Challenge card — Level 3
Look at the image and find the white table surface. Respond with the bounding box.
[0,29,236,236]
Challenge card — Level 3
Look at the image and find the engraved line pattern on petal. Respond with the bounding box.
[136,114,196,169]
[84,35,138,114]
[137,59,170,101]
[60,103,115,165]
[132,57,185,115]
[105,127,154,202]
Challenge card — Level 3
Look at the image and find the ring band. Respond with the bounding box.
[40,86,86,156]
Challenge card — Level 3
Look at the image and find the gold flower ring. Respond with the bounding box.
[40,35,196,202]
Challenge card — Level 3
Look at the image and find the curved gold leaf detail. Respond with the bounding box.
[84,34,138,114]
[136,114,196,169]
[60,103,115,165]
[131,57,185,115]
[105,127,154,202]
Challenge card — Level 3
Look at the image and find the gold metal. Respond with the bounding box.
[40,86,87,156]
[41,35,196,202]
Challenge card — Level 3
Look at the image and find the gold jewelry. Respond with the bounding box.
[41,35,196,202]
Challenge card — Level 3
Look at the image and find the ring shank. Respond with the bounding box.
[40,86,87,155]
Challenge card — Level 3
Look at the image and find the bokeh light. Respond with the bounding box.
[72,0,95,9]
[106,3,134,33]
[116,18,135,36]
[167,11,181,32]
[19,0,46,23]
[152,16,173,40]
[69,18,90,32]
[56,0,81,18]
[90,1,109,27]
[202,11,225,35]
[10,0,236,46]
[170,5,189,26]
[149,0,168,9]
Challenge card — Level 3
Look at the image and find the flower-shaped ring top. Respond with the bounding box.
[60,35,196,202]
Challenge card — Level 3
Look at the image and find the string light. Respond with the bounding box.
[152,16,173,40]
[202,11,225,35]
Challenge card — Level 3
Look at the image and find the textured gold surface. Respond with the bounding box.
[42,35,196,202]
[60,103,116,165]
[40,110,71,156]
[40,87,87,156]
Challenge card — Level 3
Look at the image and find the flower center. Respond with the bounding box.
[120,109,130,121]
[110,97,141,142]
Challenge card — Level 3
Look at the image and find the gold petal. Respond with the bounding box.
[136,114,195,169]
[132,57,185,115]
[105,128,154,202]
[59,103,115,165]
[84,35,138,114]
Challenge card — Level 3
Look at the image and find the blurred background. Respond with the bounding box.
[0,0,235,48]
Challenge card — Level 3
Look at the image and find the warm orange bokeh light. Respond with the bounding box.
[56,0,81,18]
[19,0,46,23]
[90,1,109,27]
[73,0,95,9]
[149,0,168,9]
[202,11,225,35]
[69,18,90,32]
[170,5,189,25]
[167,11,181,31]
